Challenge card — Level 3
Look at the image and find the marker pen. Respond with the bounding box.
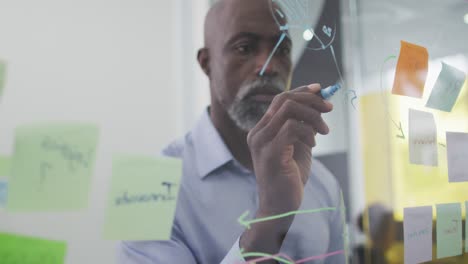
[320,83,342,100]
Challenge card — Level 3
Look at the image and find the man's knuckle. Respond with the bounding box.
[272,92,287,104]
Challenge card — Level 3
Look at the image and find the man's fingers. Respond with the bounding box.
[248,83,333,149]
[306,83,321,93]
[256,99,329,144]
[274,119,317,149]
[271,92,333,114]
[252,89,332,135]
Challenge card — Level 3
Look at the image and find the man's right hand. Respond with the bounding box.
[240,84,333,259]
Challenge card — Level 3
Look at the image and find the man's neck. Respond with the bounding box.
[209,105,253,171]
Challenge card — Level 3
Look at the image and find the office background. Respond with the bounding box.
[0,0,467,263]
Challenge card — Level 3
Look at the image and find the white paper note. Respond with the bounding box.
[409,109,438,166]
[446,132,468,182]
[404,206,433,264]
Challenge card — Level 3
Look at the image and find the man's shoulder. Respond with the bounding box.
[311,158,338,186]
[308,158,342,204]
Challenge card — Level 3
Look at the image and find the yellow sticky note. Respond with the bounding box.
[392,41,429,98]
[8,123,99,211]
[104,155,182,241]
[0,232,67,264]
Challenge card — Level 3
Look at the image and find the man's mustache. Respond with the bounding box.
[241,78,286,100]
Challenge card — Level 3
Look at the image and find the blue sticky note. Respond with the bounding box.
[0,180,7,208]
[426,62,466,112]
[436,203,462,259]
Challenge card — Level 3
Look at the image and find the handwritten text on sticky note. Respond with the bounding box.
[404,206,433,264]
[409,109,438,166]
[436,203,462,258]
[0,232,67,264]
[426,62,466,112]
[7,123,99,211]
[392,41,429,98]
[104,155,182,241]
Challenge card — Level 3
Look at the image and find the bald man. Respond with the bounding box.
[119,0,346,263]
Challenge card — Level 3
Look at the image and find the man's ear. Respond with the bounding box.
[197,48,210,77]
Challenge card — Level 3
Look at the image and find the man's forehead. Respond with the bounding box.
[222,0,282,37]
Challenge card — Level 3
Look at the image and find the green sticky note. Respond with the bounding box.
[7,123,99,211]
[436,203,462,258]
[0,155,11,177]
[0,60,6,97]
[426,62,467,112]
[0,232,67,264]
[104,155,182,240]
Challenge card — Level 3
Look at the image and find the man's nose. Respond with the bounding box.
[254,49,279,77]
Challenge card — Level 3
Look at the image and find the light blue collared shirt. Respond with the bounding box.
[119,109,346,264]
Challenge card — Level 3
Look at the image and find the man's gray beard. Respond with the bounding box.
[228,98,270,132]
[227,78,285,132]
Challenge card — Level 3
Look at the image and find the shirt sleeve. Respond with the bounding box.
[220,236,246,264]
[325,188,347,264]
[117,221,197,264]
[118,235,245,264]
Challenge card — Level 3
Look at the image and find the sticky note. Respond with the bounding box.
[0,179,7,208]
[404,206,433,264]
[104,155,182,240]
[0,60,6,97]
[7,123,99,211]
[392,41,429,98]
[0,155,11,177]
[436,203,462,259]
[446,132,468,182]
[408,109,438,166]
[0,232,67,264]
[426,62,467,112]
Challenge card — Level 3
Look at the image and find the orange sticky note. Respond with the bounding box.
[392,41,429,98]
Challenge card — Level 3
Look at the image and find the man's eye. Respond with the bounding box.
[235,44,252,54]
[279,45,291,56]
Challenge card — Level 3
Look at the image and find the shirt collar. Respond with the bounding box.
[191,108,233,179]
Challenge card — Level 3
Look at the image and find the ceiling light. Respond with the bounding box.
[303,29,314,41]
